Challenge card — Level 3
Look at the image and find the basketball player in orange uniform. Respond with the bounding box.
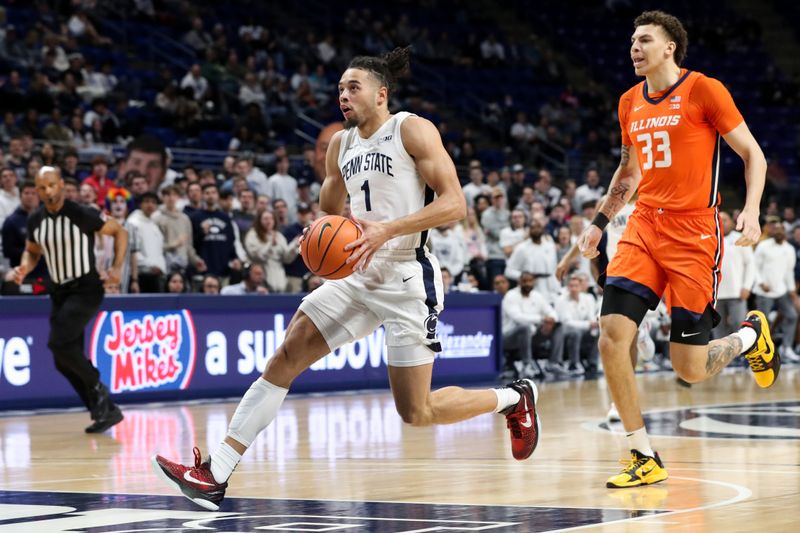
[151,48,541,511]
[577,11,777,488]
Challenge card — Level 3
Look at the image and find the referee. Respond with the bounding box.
[15,166,128,433]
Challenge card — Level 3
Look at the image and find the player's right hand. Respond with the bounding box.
[577,225,603,259]
[12,266,27,285]
[555,259,570,282]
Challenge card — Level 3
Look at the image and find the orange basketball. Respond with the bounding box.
[301,215,362,280]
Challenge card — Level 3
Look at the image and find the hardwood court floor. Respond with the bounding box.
[1,368,799,532]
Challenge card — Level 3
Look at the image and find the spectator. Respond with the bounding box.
[480,33,506,63]
[502,271,562,378]
[533,169,561,209]
[192,184,241,279]
[2,181,45,280]
[218,190,249,265]
[221,262,269,294]
[499,208,528,257]
[573,168,605,214]
[713,211,756,339]
[63,178,80,202]
[505,220,559,300]
[180,64,209,101]
[79,182,100,210]
[4,136,28,179]
[430,221,468,282]
[0,167,20,224]
[243,208,295,292]
[164,270,189,293]
[183,17,213,54]
[753,218,799,361]
[462,161,491,210]
[506,163,528,208]
[153,185,207,274]
[555,274,599,375]
[100,187,139,294]
[59,149,81,182]
[272,198,291,231]
[481,187,509,283]
[127,191,166,293]
[235,156,269,198]
[83,155,114,208]
[232,188,256,235]
[183,181,204,217]
[493,274,511,296]
[282,202,314,292]
[462,207,489,288]
[267,156,299,221]
[201,273,222,294]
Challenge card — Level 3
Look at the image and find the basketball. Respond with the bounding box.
[301,215,362,280]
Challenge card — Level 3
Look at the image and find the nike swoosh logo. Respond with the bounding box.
[317,222,332,249]
[184,470,215,486]
[634,105,645,112]
[402,275,415,282]
[681,331,702,338]
[639,465,655,477]
[700,234,712,240]
[520,395,533,428]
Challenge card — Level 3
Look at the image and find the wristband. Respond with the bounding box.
[592,212,610,231]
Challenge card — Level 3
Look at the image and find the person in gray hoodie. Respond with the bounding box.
[153,184,206,274]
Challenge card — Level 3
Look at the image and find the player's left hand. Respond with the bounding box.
[734,208,760,246]
[345,216,392,272]
[106,266,122,285]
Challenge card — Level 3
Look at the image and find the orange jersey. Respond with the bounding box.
[619,70,744,211]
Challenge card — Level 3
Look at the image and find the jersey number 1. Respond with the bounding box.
[636,131,672,170]
[360,180,372,211]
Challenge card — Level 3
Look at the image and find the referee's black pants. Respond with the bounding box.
[47,277,105,410]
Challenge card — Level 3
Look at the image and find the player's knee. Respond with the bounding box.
[598,329,628,357]
[396,404,432,427]
[672,361,705,383]
[268,317,319,377]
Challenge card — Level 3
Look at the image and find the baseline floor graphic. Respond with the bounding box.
[600,400,800,439]
[0,490,665,532]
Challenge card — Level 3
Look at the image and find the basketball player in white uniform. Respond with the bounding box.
[152,48,541,511]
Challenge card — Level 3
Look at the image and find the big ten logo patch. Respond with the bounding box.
[90,310,197,394]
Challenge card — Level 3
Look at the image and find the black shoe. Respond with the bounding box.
[85,404,124,433]
[85,382,124,433]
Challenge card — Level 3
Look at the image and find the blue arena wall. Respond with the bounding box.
[0,293,501,410]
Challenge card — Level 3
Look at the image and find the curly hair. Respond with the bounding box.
[634,10,689,66]
[347,46,412,97]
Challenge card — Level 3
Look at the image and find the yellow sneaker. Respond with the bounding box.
[741,310,780,388]
[606,449,668,489]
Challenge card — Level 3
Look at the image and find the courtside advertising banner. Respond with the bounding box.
[0,294,500,409]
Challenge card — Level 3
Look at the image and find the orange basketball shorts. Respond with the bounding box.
[606,204,723,323]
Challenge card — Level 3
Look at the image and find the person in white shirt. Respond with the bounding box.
[180,64,209,101]
[555,274,599,374]
[430,222,467,281]
[502,271,563,377]
[573,168,605,214]
[462,163,492,209]
[753,220,799,360]
[221,263,269,295]
[0,167,20,224]
[126,192,166,293]
[713,211,756,339]
[499,209,528,257]
[266,156,299,222]
[235,157,269,198]
[505,220,559,301]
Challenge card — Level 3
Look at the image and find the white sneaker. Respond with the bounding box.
[607,402,621,422]
[782,346,800,363]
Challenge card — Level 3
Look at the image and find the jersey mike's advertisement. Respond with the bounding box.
[0,294,500,409]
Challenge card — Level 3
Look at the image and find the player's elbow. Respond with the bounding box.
[451,194,467,221]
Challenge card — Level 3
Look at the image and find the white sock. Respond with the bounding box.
[733,325,758,354]
[225,376,288,447]
[210,441,241,484]
[626,426,655,457]
[493,387,521,413]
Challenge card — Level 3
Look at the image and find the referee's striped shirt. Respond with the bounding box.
[27,200,105,285]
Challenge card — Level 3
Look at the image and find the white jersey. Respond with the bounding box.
[338,111,432,252]
[605,202,636,261]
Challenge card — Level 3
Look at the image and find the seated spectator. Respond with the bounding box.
[164,270,189,293]
[533,169,561,209]
[201,274,222,294]
[430,221,467,283]
[282,202,314,293]
[555,274,598,375]
[462,161,491,210]
[235,156,269,198]
[267,156,299,221]
[499,209,528,257]
[462,208,489,289]
[573,168,604,214]
[79,183,100,210]
[221,263,269,294]
[2,181,46,282]
[183,17,213,54]
[505,220,559,301]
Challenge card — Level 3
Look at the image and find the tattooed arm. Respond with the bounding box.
[577,145,641,258]
[598,144,642,221]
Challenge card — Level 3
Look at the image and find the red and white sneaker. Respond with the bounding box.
[151,447,228,510]
[500,379,541,460]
